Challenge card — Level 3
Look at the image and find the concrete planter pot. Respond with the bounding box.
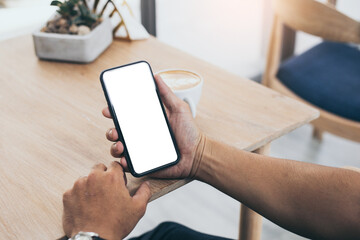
[33,17,113,63]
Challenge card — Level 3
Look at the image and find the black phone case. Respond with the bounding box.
[100,60,181,177]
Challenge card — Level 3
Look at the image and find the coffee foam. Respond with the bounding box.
[159,70,201,91]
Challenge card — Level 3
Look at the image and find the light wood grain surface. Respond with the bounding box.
[0,35,318,239]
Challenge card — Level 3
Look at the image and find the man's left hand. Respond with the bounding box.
[62,161,151,240]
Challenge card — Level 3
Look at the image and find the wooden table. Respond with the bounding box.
[0,35,318,239]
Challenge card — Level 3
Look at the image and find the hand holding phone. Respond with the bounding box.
[102,63,203,178]
[101,61,182,177]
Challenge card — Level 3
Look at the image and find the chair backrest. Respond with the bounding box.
[274,0,360,44]
[263,0,360,87]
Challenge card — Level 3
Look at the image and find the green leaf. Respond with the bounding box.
[67,2,74,9]
[51,0,62,6]
[59,5,71,17]
[69,0,79,5]
[73,16,85,25]
[59,5,68,11]
[70,9,78,16]
[79,4,89,16]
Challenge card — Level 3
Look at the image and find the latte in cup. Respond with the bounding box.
[158,70,201,91]
[156,69,203,118]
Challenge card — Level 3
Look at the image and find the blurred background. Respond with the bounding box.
[1,0,360,78]
[1,0,359,239]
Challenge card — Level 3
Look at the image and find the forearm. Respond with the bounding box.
[195,136,360,239]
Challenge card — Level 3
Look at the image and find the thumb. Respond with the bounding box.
[154,74,180,111]
[133,182,152,206]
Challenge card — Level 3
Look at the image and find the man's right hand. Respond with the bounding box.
[102,75,205,179]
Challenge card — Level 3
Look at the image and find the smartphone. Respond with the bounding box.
[100,61,181,177]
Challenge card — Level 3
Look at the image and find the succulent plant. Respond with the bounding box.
[42,0,102,34]
[51,0,100,28]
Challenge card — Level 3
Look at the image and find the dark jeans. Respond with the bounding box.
[129,222,233,240]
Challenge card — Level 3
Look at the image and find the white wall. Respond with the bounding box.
[1,0,359,77]
[156,0,360,78]
[157,0,266,77]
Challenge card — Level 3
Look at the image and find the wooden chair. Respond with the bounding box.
[262,0,360,142]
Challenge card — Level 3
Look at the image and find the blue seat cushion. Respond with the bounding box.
[277,41,360,122]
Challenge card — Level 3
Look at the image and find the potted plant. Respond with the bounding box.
[33,0,113,63]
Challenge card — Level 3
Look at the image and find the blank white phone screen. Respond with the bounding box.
[102,62,178,174]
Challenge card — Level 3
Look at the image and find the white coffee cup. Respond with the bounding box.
[155,69,203,118]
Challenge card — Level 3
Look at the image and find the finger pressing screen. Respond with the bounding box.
[120,157,130,172]
[108,161,124,173]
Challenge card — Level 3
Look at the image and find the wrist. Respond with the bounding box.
[194,137,219,183]
[189,133,207,180]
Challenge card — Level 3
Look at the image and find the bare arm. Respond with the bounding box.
[195,137,360,240]
[103,75,360,240]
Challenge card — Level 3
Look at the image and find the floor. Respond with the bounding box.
[1,1,359,239]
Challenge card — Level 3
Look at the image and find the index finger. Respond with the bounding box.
[102,107,112,119]
[108,161,124,174]
[108,161,127,184]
